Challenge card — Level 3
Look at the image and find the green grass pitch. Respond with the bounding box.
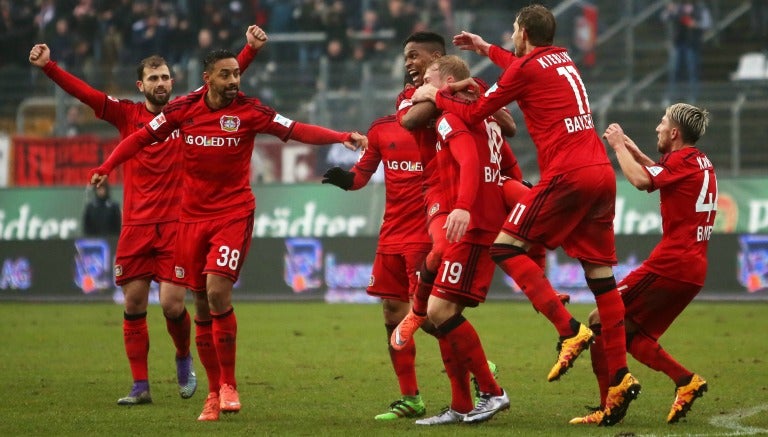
[1,301,766,436]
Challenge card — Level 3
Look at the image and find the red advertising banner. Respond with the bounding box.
[12,136,123,186]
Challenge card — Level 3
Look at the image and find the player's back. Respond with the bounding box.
[647,147,716,285]
[512,46,609,178]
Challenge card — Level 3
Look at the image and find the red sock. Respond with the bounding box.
[628,331,690,385]
[490,244,574,336]
[443,316,501,397]
[386,324,418,396]
[528,243,547,270]
[165,308,191,359]
[212,307,237,388]
[437,336,473,413]
[592,286,628,382]
[123,312,149,382]
[411,262,435,316]
[588,325,610,407]
[195,318,220,393]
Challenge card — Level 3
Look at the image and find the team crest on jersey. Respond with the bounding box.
[437,118,453,140]
[149,113,166,131]
[428,202,441,217]
[114,265,123,277]
[369,275,375,287]
[220,115,241,132]
[646,165,664,177]
[175,266,185,279]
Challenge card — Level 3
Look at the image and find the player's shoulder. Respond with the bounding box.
[165,88,205,114]
[435,112,467,140]
[368,114,398,132]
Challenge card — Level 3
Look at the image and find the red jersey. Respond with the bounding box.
[42,46,258,225]
[435,45,609,179]
[99,88,352,222]
[434,112,510,241]
[643,147,717,285]
[396,86,439,194]
[348,115,431,252]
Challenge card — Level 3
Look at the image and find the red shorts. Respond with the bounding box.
[367,250,428,302]
[173,213,254,293]
[424,186,448,227]
[431,238,495,307]
[500,164,617,265]
[114,221,178,286]
[619,264,701,341]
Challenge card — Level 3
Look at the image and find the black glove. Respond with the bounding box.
[322,167,355,190]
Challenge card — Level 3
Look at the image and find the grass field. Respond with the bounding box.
[1,301,766,436]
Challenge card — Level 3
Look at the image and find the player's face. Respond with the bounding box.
[422,63,444,88]
[139,65,173,106]
[403,42,440,87]
[511,19,525,57]
[656,114,674,153]
[207,58,241,103]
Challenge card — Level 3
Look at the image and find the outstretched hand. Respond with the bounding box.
[245,25,268,50]
[88,167,109,188]
[602,123,625,151]
[343,132,367,151]
[29,43,51,67]
[452,31,491,56]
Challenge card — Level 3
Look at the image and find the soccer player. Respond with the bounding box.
[570,103,714,425]
[411,4,641,425]
[413,55,513,426]
[321,113,432,421]
[89,48,366,421]
[28,25,267,406]
[390,31,518,351]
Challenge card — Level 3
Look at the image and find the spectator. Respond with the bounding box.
[662,0,712,104]
[83,181,122,237]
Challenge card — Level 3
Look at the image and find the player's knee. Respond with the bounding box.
[488,243,526,264]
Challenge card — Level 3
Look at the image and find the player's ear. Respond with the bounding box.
[136,80,144,92]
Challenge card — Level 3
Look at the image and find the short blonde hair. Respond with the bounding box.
[432,55,470,82]
[666,103,710,144]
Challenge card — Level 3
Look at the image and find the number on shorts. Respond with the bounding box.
[216,245,241,270]
[508,203,526,225]
[440,260,463,284]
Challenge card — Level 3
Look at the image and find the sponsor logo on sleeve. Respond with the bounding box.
[220,115,241,132]
[273,113,293,128]
[149,113,166,131]
[428,202,441,217]
[114,265,123,277]
[107,96,119,102]
[646,165,664,177]
[437,118,453,140]
[397,99,413,110]
[485,83,498,97]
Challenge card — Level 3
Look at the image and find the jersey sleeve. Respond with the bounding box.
[644,152,697,192]
[347,123,383,189]
[488,45,516,68]
[236,44,259,74]
[435,60,525,126]
[41,61,108,117]
[437,114,478,211]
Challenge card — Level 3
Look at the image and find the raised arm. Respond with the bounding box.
[30,43,106,111]
[89,127,159,186]
[237,25,268,73]
[288,122,367,151]
[603,123,652,190]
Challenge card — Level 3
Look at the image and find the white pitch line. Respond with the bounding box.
[636,403,768,437]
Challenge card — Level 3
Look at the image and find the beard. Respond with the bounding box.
[145,90,170,106]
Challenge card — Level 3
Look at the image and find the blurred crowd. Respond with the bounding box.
[0,0,524,89]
